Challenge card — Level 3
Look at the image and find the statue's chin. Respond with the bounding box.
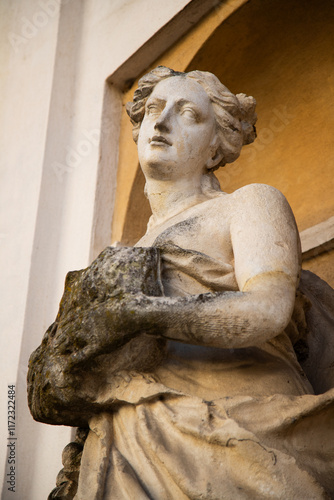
[140,158,181,181]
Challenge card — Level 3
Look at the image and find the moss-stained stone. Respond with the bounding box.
[27,246,166,428]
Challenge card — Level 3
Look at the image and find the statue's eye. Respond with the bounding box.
[146,104,160,116]
[181,108,198,121]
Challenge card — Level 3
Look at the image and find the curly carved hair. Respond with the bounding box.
[126,66,257,170]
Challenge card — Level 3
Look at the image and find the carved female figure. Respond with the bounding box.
[29,67,334,499]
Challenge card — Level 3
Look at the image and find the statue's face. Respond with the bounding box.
[137,76,218,180]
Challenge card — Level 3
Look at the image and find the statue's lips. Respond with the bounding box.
[149,135,172,146]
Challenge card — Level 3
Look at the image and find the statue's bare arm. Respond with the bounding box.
[144,184,301,348]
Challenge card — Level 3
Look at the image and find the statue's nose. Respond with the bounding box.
[154,107,171,133]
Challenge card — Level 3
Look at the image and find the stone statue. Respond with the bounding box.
[28,67,334,499]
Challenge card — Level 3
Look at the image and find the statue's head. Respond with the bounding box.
[126,66,257,174]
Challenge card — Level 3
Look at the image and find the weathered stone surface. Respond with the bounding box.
[27,246,166,427]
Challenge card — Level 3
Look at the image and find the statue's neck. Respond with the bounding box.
[145,177,208,229]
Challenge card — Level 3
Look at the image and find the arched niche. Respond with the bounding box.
[112,0,334,251]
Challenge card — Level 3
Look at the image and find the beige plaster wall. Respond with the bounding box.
[0,2,67,498]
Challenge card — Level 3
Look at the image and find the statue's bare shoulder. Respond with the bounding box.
[224,183,301,290]
[199,183,295,226]
[230,182,293,211]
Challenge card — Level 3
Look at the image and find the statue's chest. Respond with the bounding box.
[153,216,209,249]
[138,212,232,263]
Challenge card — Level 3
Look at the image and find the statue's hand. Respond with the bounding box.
[51,291,159,367]
[36,246,161,368]
[27,246,164,426]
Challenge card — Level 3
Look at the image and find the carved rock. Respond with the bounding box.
[28,246,166,427]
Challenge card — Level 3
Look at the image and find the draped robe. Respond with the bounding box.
[74,244,334,500]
